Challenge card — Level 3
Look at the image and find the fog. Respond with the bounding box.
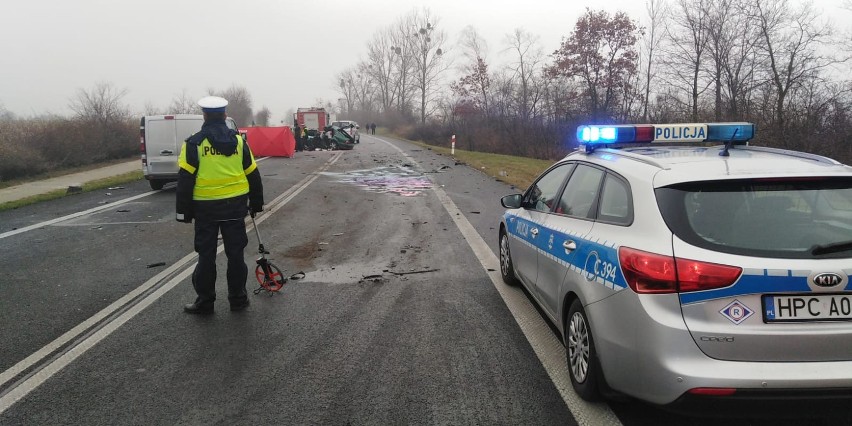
[1,0,847,123]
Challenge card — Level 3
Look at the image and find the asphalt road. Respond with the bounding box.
[0,134,848,425]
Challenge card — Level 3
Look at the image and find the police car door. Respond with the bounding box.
[511,163,575,289]
[536,164,602,317]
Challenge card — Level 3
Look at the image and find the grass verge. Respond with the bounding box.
[0,157,139,190]
[407,140,552,191]
[0,171,143,211]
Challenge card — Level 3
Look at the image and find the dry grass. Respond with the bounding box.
[408,140,552,191]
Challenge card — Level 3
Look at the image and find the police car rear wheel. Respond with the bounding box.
[566,299,602,401]
[499,230,519,286]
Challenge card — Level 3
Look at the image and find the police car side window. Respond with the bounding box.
[555,165,604,219]
[524,163,574,212]
[597,174,632,225]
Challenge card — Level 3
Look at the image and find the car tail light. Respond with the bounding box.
[687,387,737,396]
[619,247,742,294]
[619,247,678,293]
[140,126,147,165]
[676,258,742,292]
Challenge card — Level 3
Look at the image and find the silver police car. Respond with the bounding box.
[498,122,852,410]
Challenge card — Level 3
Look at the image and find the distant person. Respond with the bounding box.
[294,123,303,152]
[371,123,376,135]
[176,96,264,315]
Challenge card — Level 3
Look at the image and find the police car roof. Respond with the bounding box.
[571,145,852,187]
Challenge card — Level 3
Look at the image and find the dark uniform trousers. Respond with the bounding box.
[192,218,249,306]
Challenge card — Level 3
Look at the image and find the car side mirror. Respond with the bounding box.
[501,194,523,209]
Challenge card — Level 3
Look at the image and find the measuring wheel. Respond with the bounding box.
[255,259,286,292]
[249,212,288,295]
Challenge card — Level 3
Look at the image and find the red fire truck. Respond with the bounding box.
[295,107,330,132]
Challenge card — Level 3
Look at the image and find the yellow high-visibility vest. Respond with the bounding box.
[178,135,257,201]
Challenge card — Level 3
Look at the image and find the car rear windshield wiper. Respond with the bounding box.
[811,240,852,256]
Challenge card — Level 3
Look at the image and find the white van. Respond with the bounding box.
[139,114,238,190]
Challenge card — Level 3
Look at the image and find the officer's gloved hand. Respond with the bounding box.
[250,202,263,218]
[176,213,193,223]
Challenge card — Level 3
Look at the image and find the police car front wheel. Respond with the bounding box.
[499,230,519,286]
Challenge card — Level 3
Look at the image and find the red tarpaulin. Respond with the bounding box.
[239,126,295,157]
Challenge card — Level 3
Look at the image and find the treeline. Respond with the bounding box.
[0,83,272,182]
[335,1,852,165]
[0,83,137,181]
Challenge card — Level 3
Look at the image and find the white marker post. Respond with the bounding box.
[451,134,456,155]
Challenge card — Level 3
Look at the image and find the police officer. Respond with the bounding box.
[294,121,304,152]
[176,96,264,314]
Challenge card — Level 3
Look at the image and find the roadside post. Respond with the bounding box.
[451,134,456,155]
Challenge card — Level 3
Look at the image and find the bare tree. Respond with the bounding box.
[143,102,163,116]
[704,0,761,121]
[68,82,134,161]
[69,81,130,124]
[407,9,450,125]
[389,13,419,116]
[337,68,358,115]
[213,85,253,127]
[0,103,14,121]
[254,106,271,126]
[354,62,377,114]
[505,28,546,121]
[753,0,843,131]
[665,0,712,121]
[454,26,492,117]
[168,89,199,114]
[715,0,761,120]
[365,28,398,113]
[641,0,668,121]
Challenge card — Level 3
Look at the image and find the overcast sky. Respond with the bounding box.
[1,0,848,124]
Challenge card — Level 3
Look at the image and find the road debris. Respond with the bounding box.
[389,268,440,276]
[146,262,166,268]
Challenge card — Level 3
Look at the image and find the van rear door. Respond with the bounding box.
[143,116,178,177]
[142,115,203,178]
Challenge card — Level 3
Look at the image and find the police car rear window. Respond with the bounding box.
[656,177,852,259]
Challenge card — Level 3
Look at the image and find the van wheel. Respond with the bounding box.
[149,180,165,190]
[566,299,602,401]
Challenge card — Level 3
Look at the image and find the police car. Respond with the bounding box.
[498,122,852,411]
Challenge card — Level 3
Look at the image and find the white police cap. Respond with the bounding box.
[197,96,228,113]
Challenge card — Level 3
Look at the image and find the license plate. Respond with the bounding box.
[763,294,852,322]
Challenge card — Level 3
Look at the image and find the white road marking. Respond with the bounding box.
[0,154,341,414]
[375,137,622,426]
[0,158,274,240]
[0,192,158,240]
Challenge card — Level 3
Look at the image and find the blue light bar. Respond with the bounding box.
[577,125,642,144]
[706,122,754,142]
[576,122,755,151]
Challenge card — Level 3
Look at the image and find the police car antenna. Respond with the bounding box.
[719,128,739,157]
